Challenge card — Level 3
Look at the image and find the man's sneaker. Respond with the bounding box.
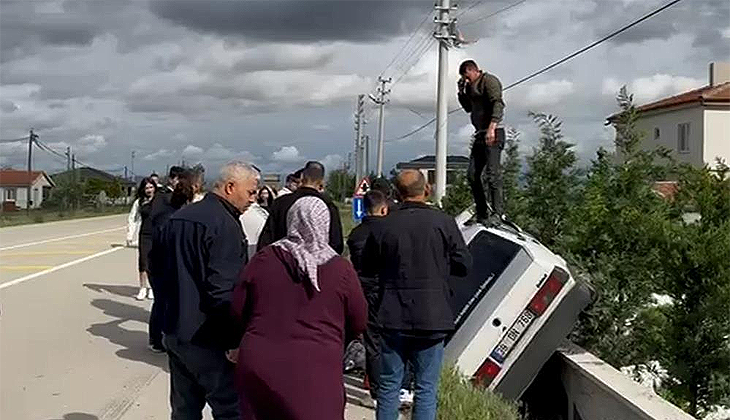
[399,389,414,407]
[360,395,377,409]
[147,288,154,300]
[148,344,165,353]
[135,287,147,301]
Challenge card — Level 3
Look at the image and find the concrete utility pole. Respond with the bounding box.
[130,151,135,180]
[66,146,71,172]
[364,135,370,176]
[369,77,391,177]
[433,0,456,203]
[27,129,36,212]
[354,94,365,187]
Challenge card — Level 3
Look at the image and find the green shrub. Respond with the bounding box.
[437,365,519,420]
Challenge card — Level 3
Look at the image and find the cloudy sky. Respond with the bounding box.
[1,0,728,181]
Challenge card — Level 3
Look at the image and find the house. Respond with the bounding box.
[262,173,281,190]
[609,62,730,169]
[52,167,136,203]
[0,170,55,210]
[395,155,470,186]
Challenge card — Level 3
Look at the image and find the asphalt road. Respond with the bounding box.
[0,214,374,420]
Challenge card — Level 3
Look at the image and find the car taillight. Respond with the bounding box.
[528,267,569,316]
[473,358,501,387]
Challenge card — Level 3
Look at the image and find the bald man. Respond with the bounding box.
[362,170,471,420]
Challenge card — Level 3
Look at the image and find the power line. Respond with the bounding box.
[460,0,528,26]
[504,0,684,90]
[386,0,685,142]
[0,137,29,143]
[377,5,434,80]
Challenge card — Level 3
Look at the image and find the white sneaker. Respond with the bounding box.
[399,389,414,406]
[147,288,154,300]
[135,287,147,301]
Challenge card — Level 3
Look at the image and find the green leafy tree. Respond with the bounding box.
[517,112,579,247]
[656,162,730,416]
[441,171,472,216]
[563,88,675,368]
[325,169,355,202]
[503,127,524,218]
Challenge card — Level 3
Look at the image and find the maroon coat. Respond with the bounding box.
[231,246,368,420]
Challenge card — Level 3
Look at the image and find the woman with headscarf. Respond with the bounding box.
[231,196,368,420]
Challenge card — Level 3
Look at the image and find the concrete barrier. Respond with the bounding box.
[522,342,693,420]
[558,342,693,420]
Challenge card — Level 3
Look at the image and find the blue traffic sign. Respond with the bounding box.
[352,196,365,222]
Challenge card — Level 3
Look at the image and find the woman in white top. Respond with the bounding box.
[126,177,156,300]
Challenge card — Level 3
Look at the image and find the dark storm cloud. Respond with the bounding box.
[149,0,430,43]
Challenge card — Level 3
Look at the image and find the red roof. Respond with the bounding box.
[636,82,730,113]
[0,170,49,187]
[608,82,730,121]
[652,181,679,200]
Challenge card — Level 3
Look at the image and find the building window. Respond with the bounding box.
[4,188,17,201]
[654,127,660,141]
[677,123,690,153]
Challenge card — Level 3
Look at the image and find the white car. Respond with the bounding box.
[445,208,594,400]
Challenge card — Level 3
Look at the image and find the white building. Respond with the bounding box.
[611,63,730,169]
[0,170,55,210]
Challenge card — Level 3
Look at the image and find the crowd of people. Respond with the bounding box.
[122,58,504,420]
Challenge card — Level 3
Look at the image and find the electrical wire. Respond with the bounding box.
[385,0,686,142]
[460,0,529,26]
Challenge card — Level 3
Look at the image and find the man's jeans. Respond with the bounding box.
[468,128,505,218]
[376,332,445,420]
[164,335,240,420]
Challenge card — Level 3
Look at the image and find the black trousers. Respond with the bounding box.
[147,274,164,348]
[164,335,240,420]
[468,128,505,217]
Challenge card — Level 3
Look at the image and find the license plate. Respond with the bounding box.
[490,309,536,364]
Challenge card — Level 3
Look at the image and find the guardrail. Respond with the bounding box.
[523,342,693,420]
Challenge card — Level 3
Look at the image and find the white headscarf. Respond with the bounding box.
[272,196,337,291]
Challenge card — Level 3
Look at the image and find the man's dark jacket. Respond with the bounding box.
[347,216,386,274]
[362,201,471,332]
[257,187,344,254]
[152,193,247,350]
[457,71,505,131]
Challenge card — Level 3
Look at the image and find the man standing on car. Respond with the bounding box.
[457,60,506,222]
[362,170,471,420]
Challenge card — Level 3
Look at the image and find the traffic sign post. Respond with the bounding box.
[352,177,370,223]
[352,196,365,222]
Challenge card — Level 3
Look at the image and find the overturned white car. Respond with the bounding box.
[445,209,594,400]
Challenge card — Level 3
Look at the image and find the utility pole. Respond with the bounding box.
[66,146,71,172]
[364,135,370,176]
[354,94,365,187]
[27,129,37,212]
[369,77,391,177]
[124,166,128,180]
[433,0,456,203]
[130,151,135,180]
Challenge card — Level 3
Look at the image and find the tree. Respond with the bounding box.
[325,169,355,202]
[656,162,730,416]
[517,112,579,247]
[562,88,675,368]
[441,171,472,216]
[503,127,523,218]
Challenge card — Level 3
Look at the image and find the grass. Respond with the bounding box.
[0,205,129,228]
[437,365,519,420]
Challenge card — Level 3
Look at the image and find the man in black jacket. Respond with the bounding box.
[457,59,506,221]
[257,161,344,253]
[152,161,259,420]
[362,169,471,420]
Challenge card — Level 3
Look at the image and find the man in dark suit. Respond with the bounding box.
[152,161,259,420]
[362,169,471,420]
[257,161,344,254]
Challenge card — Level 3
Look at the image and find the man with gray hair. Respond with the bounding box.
[152,161,259,420]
